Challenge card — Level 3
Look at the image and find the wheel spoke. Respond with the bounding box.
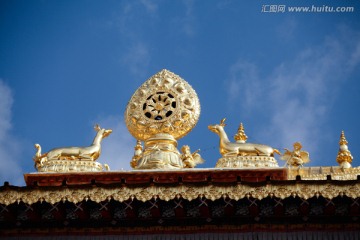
[143,92,176,120]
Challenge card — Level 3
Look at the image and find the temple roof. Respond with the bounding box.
[1,169,360,238]
[2,69,359,237]
[1,168,360,207]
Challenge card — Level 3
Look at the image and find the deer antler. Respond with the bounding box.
[220,118,226,126]
[94,124,101,131]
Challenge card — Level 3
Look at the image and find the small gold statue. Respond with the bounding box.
[336,131,353,169]
[180,145,204,168]
[208,118,280,157]
[33,124,112,172]
[208,118,280,168]
[281,142,310,168]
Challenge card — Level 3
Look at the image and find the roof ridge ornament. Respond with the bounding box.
[281,142,310,168]
[32,125,112,172]
[125,69,203,169]
[336,130,353,169]
[208,118,280,168]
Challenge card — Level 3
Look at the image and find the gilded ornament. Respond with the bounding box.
[125,69,200,141]
[208,118,280,168]
[281,142,310,168]
[287,166,360,180]
[33,124,112,172]
[130,140,142,168]
[336,131,353,169]
[2,182,360,206]
[125,69,203,169]
[234,123,248,143]
[180,145,204,168]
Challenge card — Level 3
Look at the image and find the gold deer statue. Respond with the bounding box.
[208,118,280,157]
[33,124,112,172]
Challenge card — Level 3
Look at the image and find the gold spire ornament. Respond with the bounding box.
[208,118,280,168]
[32,124,112,172]
[125,69,203,169]
[234,122,248,143]
[281,142,310,168]
[336,131,353,169]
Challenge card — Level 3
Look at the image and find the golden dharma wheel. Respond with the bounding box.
[125,69,200,141]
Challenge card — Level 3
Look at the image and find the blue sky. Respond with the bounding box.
[1,0,360,185]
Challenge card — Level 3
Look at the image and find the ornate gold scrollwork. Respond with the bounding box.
[1,182,359,206]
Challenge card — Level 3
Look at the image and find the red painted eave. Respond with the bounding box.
[23,168,288,187]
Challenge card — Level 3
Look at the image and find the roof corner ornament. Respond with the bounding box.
[281,142,310,168]
[208,118,280,168]
[336,130,353,169]
[32,124,112,172]
[125,69,203,169]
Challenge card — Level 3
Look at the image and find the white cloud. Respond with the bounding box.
[181,0,196,37]
[276,18,297,41]
[121,41,151,78]
[140,0,158,14]
[114,0,196,77]
[168,0,197,38]
[226,27,360,165]
[117,0,159,35]
[0,80,24,185]
[115,1,156,78]
[93,115,135,171]
[0,81,12,139]
[228,61,260,109]
[267,31,358,152]
[349,42,360,70]
[178,0,197,37]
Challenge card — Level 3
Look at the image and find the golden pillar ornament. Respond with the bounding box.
[336,131,353,169]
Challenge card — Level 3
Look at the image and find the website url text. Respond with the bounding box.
[261,5,355,13]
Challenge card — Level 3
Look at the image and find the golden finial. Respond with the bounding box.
[336,131,353,169]
[339,130,348,145]
[234,122,248,143]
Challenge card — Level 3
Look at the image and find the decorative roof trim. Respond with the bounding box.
[1,180,359,206]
